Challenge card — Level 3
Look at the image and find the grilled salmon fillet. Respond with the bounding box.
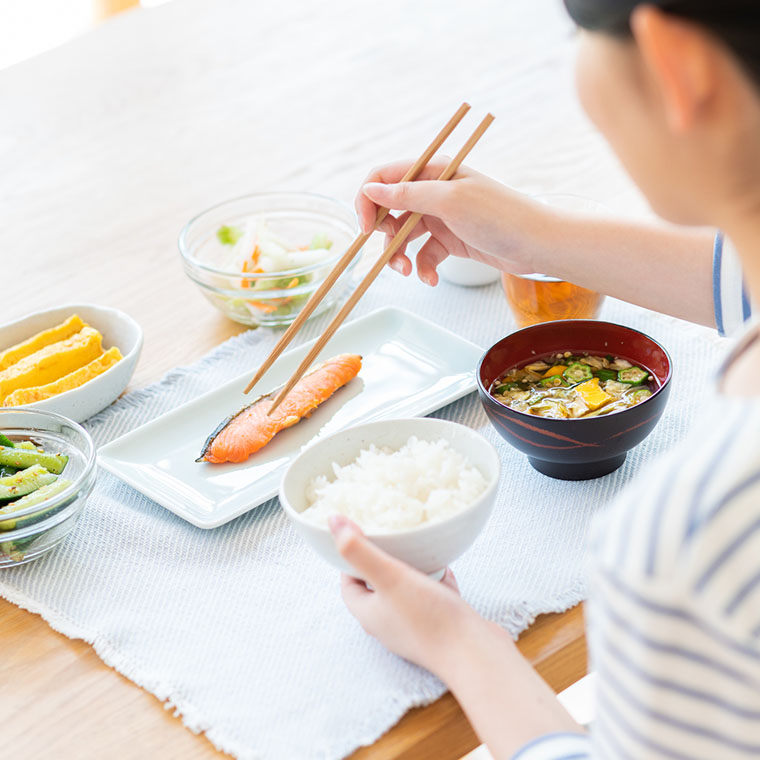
[197,353,362,464]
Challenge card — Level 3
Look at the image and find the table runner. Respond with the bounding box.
[0,270,725,759]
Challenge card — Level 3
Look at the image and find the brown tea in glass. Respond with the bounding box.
[502,272,605,328]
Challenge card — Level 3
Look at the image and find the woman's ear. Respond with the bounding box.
[631,5,717,133]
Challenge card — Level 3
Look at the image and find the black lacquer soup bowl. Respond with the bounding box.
[477,320,672,480]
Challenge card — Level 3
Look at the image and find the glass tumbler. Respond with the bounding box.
[502,194,607,328]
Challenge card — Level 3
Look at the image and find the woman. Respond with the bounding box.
[329,2,760,758]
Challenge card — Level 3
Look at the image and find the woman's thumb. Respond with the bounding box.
[329,515,400,588]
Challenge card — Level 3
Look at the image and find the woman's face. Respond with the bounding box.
[574,29,714,225]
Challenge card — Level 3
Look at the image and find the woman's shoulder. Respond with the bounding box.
[593,396,760,632]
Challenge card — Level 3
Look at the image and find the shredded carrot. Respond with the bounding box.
[285,277,300,289]
[247,300,279,314]
[241,256,265,289]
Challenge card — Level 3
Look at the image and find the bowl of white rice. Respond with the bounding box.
[279,418,501,580]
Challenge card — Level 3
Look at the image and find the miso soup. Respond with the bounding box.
[490,351,657,419]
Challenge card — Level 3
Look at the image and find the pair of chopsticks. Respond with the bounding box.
[244,102,495,415]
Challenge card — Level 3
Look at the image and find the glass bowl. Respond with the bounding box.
[0,408,96,567]
[179,192,361,327]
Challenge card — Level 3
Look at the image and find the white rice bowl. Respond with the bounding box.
[302,436,488,532]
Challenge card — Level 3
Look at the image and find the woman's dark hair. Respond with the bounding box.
[563,1,760,86]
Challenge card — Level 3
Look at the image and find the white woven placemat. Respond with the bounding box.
[0,270,726,759]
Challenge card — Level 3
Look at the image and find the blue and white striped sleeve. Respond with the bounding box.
[511,732,590,759]
[713,232,752,336]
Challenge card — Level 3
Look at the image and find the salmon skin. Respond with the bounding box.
[197,353,362,464]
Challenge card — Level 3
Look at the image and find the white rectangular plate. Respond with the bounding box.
[98,307,484,528]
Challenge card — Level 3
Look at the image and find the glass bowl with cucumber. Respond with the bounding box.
[0,408,96,567]
[178,193,362,327]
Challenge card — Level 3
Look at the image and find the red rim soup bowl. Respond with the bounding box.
[476,320,672,480]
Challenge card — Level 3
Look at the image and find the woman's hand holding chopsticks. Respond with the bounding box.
[357,160,542,285]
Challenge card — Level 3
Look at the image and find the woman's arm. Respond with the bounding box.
[532,214,714,328]
[356,161,716,328]
[437,615,588,760]
[330,517,586,759]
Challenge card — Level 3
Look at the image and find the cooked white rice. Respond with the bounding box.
[302,436,488,532]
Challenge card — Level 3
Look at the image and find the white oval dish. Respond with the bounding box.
[0,304,143,423]
[279,417,501,580]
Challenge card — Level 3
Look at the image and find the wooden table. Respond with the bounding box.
[1,0,646,756]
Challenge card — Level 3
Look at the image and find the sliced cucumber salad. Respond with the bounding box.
[0,435,72,562]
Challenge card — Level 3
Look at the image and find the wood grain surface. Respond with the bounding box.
[0,597,585,760]
[0,0,643,756]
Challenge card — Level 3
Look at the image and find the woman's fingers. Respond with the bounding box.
[378,215,411,269]
[378,215,452,280]
[388,247,412,275]
[441,568,459,593]
[376,216,398,237]
[377,213,432,276]
[329,515,404,591]
[415,235,450,286]
[379,211,430,245]
[357,197,380,235]
[340,572,371,603]
[339,574,377,625]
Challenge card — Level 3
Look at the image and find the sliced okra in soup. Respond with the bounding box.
[617,366,650,385]
[630,388,653,403]
[562,363,593,384]
[539,375,565,388]
[493,381,522,394]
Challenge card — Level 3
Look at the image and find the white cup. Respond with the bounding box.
[437,257,500,287]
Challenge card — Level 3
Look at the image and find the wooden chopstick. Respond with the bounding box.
[242,102,472,395]
[267,112,495,416]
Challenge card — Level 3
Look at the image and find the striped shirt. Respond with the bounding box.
[513,240,760,760]
[714,233,753,336]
